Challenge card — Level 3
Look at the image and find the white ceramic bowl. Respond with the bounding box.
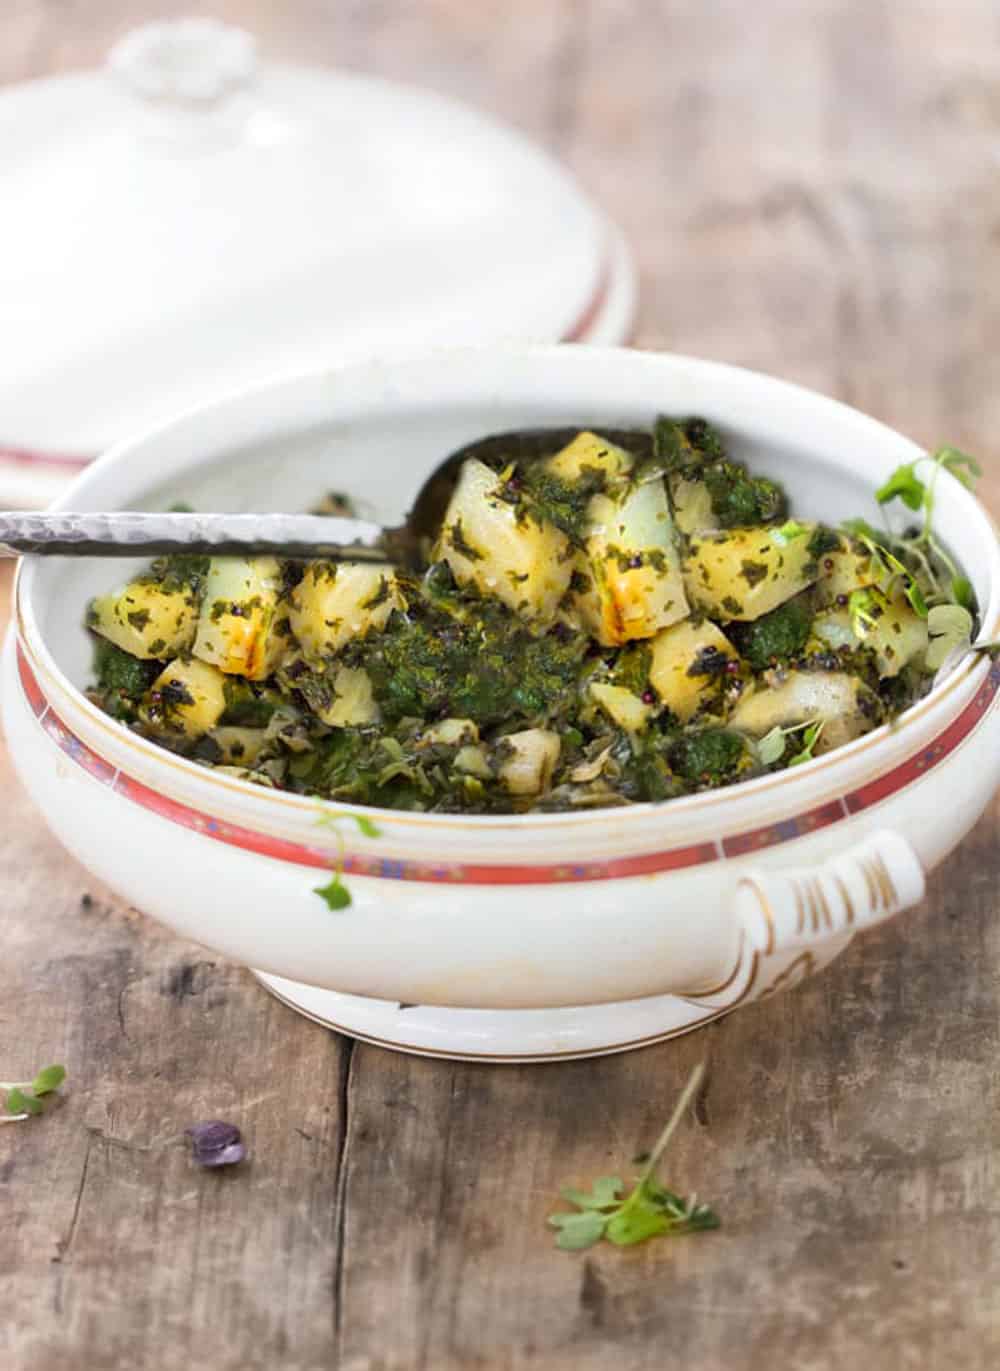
[5,347,999,1060]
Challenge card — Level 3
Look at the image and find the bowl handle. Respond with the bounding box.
[684,829,925,1008]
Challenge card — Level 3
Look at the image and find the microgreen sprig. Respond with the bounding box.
[1,1065,66,1123]
[548,1063,719,1251]
[871,446,982,610]
[787,720,825,766]
[756,718,824,767]
[313,809,381,911]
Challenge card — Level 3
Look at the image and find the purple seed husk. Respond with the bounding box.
[186,1120,246,1167]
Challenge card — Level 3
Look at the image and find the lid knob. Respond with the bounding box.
[108,18,257,107]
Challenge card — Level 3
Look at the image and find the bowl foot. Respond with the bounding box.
[251,971,732,1062]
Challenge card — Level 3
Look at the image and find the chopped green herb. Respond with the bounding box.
[807,525,842,558]
[519,462,607,541]
[671,729,746,785]
[738,599,811,670]
[740,559,769,587]
[449,519,484,562]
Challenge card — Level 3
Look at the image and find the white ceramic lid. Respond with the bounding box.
[0,18,634,481]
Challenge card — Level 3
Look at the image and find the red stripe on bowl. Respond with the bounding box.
[844,661,999,813]
[0,446,91,469]
[16,644,48,716]
[721,798,848,858]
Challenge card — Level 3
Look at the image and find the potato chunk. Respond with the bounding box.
[210,727,268,766]
[290,562,401,662]
[420,718,479,747]
[142,658,227,739]
[312,666,380,727]
[192,558,289,681]
[496,728,561,796]
[683,526,819,621]
[436,458,572,623]
[545,430,634,484]
[648,619,740,722]
[730,670,876,752]
[669,476,718,535]
[88,578,197,660]
[813,594,928,678]
[573,481,689,646]
[589,682,653,732]
[812,537,878,608]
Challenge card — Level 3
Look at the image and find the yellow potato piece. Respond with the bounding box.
[589,681,653,732]
[290,562,401,662]
[89,579,197,660]
[648,619,739,722]
[574,482,689,646]
[143,658,227,739]
[669,476,718,535]
[435,458,572,623]
[684,526,819,621]
[812,538,878,607]
[193,557,289,681]
[813,594,928,678]
[545,430,634,483]
[311,665,381,727]
[730,670,875,752]
[210,727,268,766]
[497,728,562,796]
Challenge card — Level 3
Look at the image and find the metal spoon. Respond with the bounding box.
[0,426,650,562]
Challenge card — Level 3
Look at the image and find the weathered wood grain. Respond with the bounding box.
[3,3,999,1369]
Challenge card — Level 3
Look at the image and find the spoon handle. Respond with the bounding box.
[0,511,404,561]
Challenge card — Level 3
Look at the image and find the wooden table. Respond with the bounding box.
[3,4,999,1368]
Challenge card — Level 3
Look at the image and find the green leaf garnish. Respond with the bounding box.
[548,1209,609,1250]
[862,448,982,631]
[314,874,352,911]
[904,578,929,618]
[312,808,381,911]
[756,726,787,765]
[549,1063,718,1252]
[841,517,885,545]
[787,720,824,766]
[951,576,975,611]
[7,1088,43,1116]
[560,1176,624,1210]
[756,719,823,768]
[31,1064,67,1096]
[933,446,981,488]
[1,1065,66,1121]
[876,463,925,511]
[925,603,975,671]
